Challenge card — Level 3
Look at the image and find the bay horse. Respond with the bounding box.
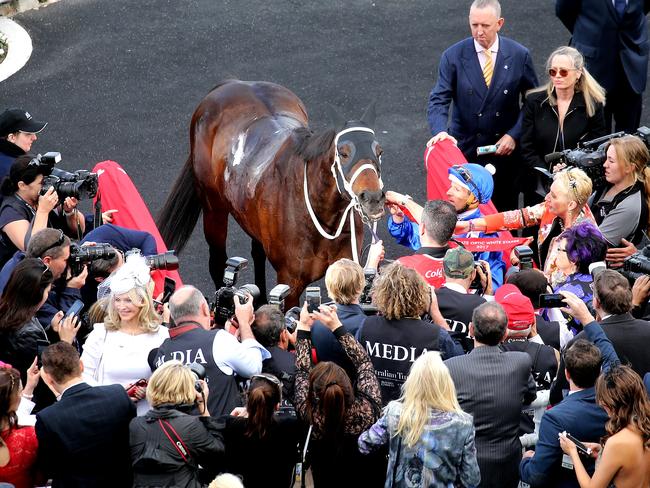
[158,80,385,306]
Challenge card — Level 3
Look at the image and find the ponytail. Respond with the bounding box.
[245,379,280,439]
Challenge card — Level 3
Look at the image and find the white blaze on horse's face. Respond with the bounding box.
[332,126,386,222]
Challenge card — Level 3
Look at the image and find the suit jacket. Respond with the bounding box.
[445,345,536,488]
[519,387,608,488]
[556,0,650,94]
[35,382,136,487]
[427,36,538,161]
[550,313,650,405]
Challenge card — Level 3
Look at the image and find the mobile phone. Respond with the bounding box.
[564,432,592,456]
[162,277,176,304]
[36,339,49,368]
[539,293,566,308]
[305,286,321,313]
[65,299,85,319]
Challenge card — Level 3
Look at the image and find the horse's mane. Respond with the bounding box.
[294,127,336,163]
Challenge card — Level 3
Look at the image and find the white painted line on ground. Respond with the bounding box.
[0,17,33,82]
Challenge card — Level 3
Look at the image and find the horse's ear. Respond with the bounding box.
[324,103,346,131]
[360,101,377,128]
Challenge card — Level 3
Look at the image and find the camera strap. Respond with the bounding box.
[158,418,193,465]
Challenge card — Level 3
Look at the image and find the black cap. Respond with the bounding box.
[0,109,47,137]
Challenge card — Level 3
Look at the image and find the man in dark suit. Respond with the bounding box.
[556,0,650,133]
[445,302,536,488]
[427,0,538,210]
[36,342,136,487]
[550,270,650,404]
[520,339,608,488]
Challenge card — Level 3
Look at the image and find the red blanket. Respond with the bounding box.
[91,160,182,296]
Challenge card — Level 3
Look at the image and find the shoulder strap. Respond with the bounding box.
[158,418,193,465]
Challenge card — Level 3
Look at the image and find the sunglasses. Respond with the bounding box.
[251,373,282,398]
[39,229,65,256]
[37,257,50,276]
[548,67,577,78]
[451,165,483,203]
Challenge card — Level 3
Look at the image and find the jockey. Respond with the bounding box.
[386,163,505,289]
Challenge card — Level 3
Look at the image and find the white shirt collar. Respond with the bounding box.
[474,35,499,54]
[443,282,468,294]
[57,380,85,401]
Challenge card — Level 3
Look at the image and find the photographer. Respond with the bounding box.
[0,109,47,178]
[311,258,368,380]
[153,286,270,417]
[0,155,83,268]
[129,360,225,487]
[589,135,650,247]
[435,247,491,352]
[251,305,296,404]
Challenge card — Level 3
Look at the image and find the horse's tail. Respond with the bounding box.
[157,154,201,253]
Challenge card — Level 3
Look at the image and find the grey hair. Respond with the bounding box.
[470,0,501,18]
[169,286,206,320]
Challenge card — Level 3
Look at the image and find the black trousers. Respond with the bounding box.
[604,62,643,134]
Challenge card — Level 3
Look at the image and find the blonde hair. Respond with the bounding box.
[87,297,109,325]
[104,286,161,332]
[208,474,244,488]
[371,262,429,320]
[553,167,593,208]
[608,135,650,232]
[529,46,606,118]
[325,258,365,304]
[396,352,463,448]
[146,360,195,407]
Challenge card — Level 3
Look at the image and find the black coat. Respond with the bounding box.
[520,89,607,171]
[130,407,225,488]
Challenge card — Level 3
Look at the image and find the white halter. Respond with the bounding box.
[303,126,382,263]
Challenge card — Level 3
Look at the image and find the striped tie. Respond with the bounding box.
[483,49,493,87]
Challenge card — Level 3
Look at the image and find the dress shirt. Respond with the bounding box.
[212,329,270,376]
[474,35,499,71]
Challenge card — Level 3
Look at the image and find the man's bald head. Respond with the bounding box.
[169,285,210,328]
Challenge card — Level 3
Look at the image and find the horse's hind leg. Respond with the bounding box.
[204,209,229,291]
[251,238,267,304]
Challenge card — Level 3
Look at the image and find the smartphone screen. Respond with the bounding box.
[65,299,85,319]
[306,287,321,313]
[538,293,566,308]
[36,339,49,368]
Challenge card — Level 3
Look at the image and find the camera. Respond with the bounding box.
[514,245,534,270]
[544,126,650,190]
[284,306,301,333]
[212,257,260,326]
[40,168,99,200]
[359,268,379,315]
[68,243,116,276]
[621,245,650,281]
[268,284,291,312]
[125,249,179,271]
[469,261,488,295]
[188,362,206,393]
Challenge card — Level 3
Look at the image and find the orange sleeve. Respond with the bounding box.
[484,210,526,232]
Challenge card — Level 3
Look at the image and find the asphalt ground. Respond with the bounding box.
[3,0,649,299]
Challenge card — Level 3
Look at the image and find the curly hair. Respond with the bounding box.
[559,221,608,274]
[371,262,429,320]
[596,365,650,448]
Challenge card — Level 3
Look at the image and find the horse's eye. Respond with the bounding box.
[340,151,349,158]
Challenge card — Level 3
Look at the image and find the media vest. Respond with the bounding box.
[359,316,440,405]
[153,322,243,417]
[397,246,449,288]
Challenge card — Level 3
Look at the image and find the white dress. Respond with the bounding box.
[81,322,169,416]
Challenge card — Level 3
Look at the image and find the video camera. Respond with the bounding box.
[544,126,650,190]
[125,248,179,271]
[33,152,99,200]
[68,243,116,276]
[621,245,650,281]
[212,257,260,326]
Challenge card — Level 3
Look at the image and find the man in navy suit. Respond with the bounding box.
[519,337,609,488]
[556,0,650,133]
[35,342,136,487]
[427,0,538,211]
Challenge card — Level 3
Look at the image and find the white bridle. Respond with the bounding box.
[303,126,382,263]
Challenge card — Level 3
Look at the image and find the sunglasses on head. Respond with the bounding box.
[39,229,65,256]
[548,67,577,78]
[251,373,282,398]
[451,165,483,203]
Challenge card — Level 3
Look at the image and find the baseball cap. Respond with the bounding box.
[0,109,47,137]
[495,284,535,331]
[443,247,475,279]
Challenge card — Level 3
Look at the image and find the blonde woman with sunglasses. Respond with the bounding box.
[519,46,607,206]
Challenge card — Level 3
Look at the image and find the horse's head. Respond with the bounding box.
[332,112,385,222]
